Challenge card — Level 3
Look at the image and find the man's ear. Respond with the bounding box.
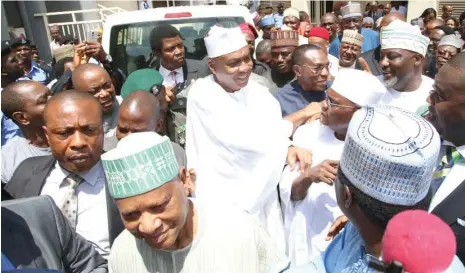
[179,167,196,197]
[12,111,28,126]
[293,65,302,77]
[208,59,216,75]
[344,185,353,209]
[414,54,424,67]
[42,125,50,144]
[155,117,164,133]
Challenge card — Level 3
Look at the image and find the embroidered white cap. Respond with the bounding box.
[204,25,248,58]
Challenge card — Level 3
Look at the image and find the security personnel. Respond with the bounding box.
[11,38,51,85]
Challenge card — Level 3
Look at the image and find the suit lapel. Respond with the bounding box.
[24,157,56,197]
[432,180,465,225]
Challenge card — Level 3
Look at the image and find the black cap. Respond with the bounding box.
[10,37,31,48]
[277,3,284,8]
[1,40,12,57]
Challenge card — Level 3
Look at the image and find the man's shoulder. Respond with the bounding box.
[13,154,55,172]
[361,28,379,38]
[110,230,139,259]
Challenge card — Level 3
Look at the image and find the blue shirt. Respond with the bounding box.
[2,252,15,270]
[17,62,49,85]
[329,28,380,59]
[274,80,327,117]
[273,13,284,28]
[285,223,374,273]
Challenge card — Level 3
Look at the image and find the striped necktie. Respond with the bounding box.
[431,146,463,194]
[60,174,84,229]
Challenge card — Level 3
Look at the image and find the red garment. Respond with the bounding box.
[308,27,330,41]
[239,23,258,39]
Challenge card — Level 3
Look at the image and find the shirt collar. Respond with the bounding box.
[159,64,183,77]
[25,61,40,75]
[58,161,104,187]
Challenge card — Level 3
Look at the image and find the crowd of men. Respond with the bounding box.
[1,1,465,272]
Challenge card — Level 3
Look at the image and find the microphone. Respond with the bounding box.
[368,210,456,273]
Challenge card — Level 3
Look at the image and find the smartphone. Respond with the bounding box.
[86,30,98,42]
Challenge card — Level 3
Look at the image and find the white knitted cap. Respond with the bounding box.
[204,25,248,58]
[341,2,362,19]
[381,20,430,56]
[340,105,441,206]
[331,69,386,106]
[283,7,300,20]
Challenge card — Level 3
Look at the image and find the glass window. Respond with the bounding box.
[109,17,245,76]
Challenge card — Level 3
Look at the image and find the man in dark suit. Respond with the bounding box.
[2,195,107,272]
[428,52,465,264]
[149,24,210,148]
[5,90,124,258]
[360,12,406,76]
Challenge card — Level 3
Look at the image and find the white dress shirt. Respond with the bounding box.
[429,143,465,212]
[41,161,110,258]
[159,64,184,87]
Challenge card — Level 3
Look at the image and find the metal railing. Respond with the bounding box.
[34,5,126,43]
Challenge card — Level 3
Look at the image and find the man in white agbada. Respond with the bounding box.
[279,69,386,266]
[186,26,314,253]
[378,20,434,113]
[104,132,289,273]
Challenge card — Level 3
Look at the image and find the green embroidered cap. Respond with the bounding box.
[101,132,179,199]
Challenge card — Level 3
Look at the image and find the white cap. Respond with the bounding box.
[331,69,386,106]
[283,7,300,19]
[341,2,362,19]
[438,34,464,49]
[381,20,430,56]
[340,105,441,206]
[204,25,248,58]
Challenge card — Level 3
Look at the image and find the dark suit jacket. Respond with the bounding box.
[361,45,382,76]
[432,181,465,264]
[2,195,108,272]
[156,58,210,86]
[4,155,124,247]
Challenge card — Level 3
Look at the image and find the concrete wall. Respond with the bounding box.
[17,1,52,61]
[1,3,11,41]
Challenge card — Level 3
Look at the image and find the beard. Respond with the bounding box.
[383,76,398,88]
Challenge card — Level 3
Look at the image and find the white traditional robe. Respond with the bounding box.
[279,121,344,266]
[109,200,290,273]
[186,75,292,253]
[377,75,434,114]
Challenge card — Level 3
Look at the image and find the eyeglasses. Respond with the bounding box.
[301,63,331,74]
[325,91,360,109]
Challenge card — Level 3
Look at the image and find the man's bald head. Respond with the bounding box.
[426,19,444,34]
[71,63,108,91]
[1,81,48,121]
[120,91,161,121]
[116,91,162,141]
[380,12,406,28]
[44,90,102,125]
[322,12,337,21]
[71,63,116,114]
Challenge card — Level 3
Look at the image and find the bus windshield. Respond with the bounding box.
[109,17,245,76]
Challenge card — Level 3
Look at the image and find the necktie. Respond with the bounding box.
[170,71,177,85]
[431,146,463,194]
[60,174,84,229]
